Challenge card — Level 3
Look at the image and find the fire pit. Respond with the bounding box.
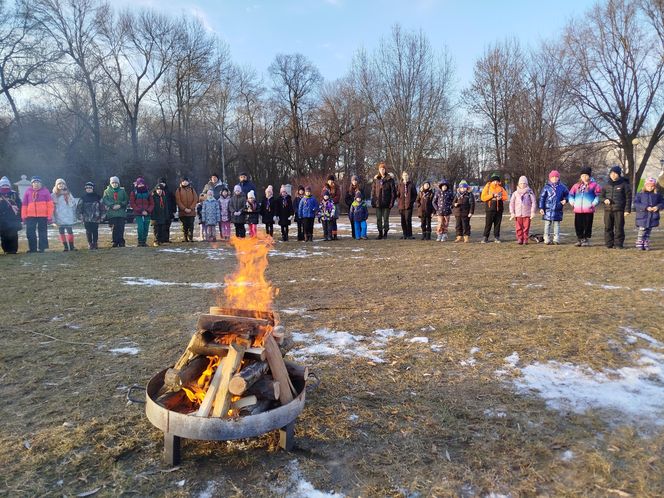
[144,236,310,465]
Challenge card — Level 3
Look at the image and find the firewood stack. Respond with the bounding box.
[156,306,307,418]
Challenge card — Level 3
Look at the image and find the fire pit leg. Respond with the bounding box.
[164,433,181,466]
[279,421,296,451]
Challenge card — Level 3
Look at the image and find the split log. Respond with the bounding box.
[156,390,189,411]
[264,335,295,405]
[189,338,265,361]
[196,358,226,417]
[209,307,275,325]
[198,313,269,334]
[211,342,246,417]
[247,377,280,401]
[231,395,257,411]
[240,399,273,416]
[173,331,204,371]
[228,361,269,396]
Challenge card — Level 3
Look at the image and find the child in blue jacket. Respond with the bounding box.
[634,177,664,250]
[538,170,569,245]
[297,186,319,242]
[349,191,369,240]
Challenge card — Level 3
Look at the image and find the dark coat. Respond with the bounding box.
[432,187,454,216]
[151,191,171,224]
[415,189,435,217]
[297,195,319,218]
[539,182,569,221]
[0,190,22,232]
[77,192,103,223]
[397,181,418,210]
[245,198,260,224]
[349,199,369,222]
[293,195,304,221]
[371,173,397,209]
[229,193,247,224]
[239,179,256,196]
[601,176,632,212]
[452,190,475,217]
[259,196,276,224]
[344,183,364,208]
[634,190,664,229]
[275,194,294,226]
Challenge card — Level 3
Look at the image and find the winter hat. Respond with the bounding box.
[0,176,10,188]
[154,184,163,190]
[233,185,242,194]
[85,181,95,188]
[158,177,167,185]
[351,175,358,182]
[322,188,330,197]
[110,176,120,185]
[438,178,449,188]
[31,176,42,184]
[135,176,146,187]
[239,171,248,177]
[53,178,67,193]
[355,190,363,199]
[305,185,312,193]
[518,176,529,186]
[580,166,592,176]
[645,177,657,185]
[180,176,190,183]
[489,172,501,181]
[422,181,431,189]
[247,190,255,199]
[280,185,288,195]
[609,165,622,176]
[298,185,305,192]
[458,180,469,188]
[327,174,336,182]
[221,186,229,193]
[548,170,560,179]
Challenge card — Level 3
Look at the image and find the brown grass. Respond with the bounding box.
[1,213,663,497]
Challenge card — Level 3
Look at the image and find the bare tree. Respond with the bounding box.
[463,38,524,174]
[563,0,664,193]
[268,53,322,177]
[353,25,453,177]
[96,6,178,164]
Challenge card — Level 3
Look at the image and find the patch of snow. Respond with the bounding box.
[484,409,507,418]
[525,283,544,289]
[122,277,223,289]
[290,329,385,363]
[66,323,81,330]
[176,480,186,487]
[109,347,140,355]
[420,325,436,332]
[584,282,630,291]
[460,347,480,367]
[351,248,364,252]
[504,352,520,368]
[560,450,574,462]
[625,335,638,344]
[348,414,359,422]
[409,337,429,344]
[510,349,664,426]
[197,481,216,498]
[620,327,664,349]
[50,315,63,322]
[158,247,226,261]
[430,344,443,353]
[470,347,481,355]
[272,460,345,498]
[280,308,307,315]
[272,249,325,258]
[373,328,407,341]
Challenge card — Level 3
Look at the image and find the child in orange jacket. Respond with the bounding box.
[480,172,508,243]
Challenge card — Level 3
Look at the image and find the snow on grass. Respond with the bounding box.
[109,347,140,355]
[121,277,223,289]
[460,347,480,367]
[373,328,407,342]
[271,248,326,258]
[510,349,664,426]
[280,308,307,315]
[560,450,575,462]
[430,344,444,353]
[158,247,226,260]
[484,408,507,418]
[584,282,631,291]
[420,325,436,332]
[620,326,664,349]
[272,460,345,498]
[408,337,429,344]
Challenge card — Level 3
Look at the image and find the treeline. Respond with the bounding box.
[0,0,662,192]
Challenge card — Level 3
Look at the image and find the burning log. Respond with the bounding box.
[241,399,273,416]
[163,356,210,392]
[211,342,246,417]
[197,313,269,336]
[231,395,258,411]
[196,358,226,417]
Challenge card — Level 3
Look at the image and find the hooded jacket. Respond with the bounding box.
[371,172,397,209]
[415,187,435,217]
[480,182,509,212]
[52,186,79,226]
[452,190,475,217]
[509,186,537,218]
[634,190,664,229]
[432,182,454,216]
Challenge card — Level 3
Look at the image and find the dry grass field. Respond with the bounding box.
[1,211,663,497]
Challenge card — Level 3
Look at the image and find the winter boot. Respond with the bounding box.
[643,239,650,251]
[480,237,488,244]
[383,229,389,239]
[454,235,462,243]
[427,231,432,240]
[441,233,447,242]
[463,235,470,243]
[575,239,583,247]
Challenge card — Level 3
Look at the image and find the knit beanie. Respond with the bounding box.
[518,176,529,186]
[110,176,120,185]
[645,177,657,185]
[31,176,42,184]
[53,178,67,193]
[549,170,560,179]
[580,166,592,176]
[233,185,242,194]
[489,172,500,182]
[458,180,469,188]
[247,190,255,199]
[609,165,622,176]
[0,176,11,188]
[85,181,95,188]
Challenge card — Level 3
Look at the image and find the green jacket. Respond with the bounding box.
[102,186,129,219]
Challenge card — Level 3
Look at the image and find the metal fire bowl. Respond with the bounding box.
[145,368,306,441]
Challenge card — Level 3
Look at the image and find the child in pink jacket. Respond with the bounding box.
[509,176,537,244]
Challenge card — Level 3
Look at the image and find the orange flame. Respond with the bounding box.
[182,355,221,407]
[218,233,276,312]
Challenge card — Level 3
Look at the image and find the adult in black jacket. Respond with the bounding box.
[601,165,632,249]
[370,163,397,239]
[396,171,417,239]
[157,177,176,243]
[0,176,22,254]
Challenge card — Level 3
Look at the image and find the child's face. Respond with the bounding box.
[441,185,448,191]
[645,183,655,191]
[609,171,619,181]
[298,189,304,196]
[110,181,119,188]
[323,194,329,200]
[549,176,559,184]
[423,183,430,190]
[221,190,229,198]
[491,180,499,186]
[305,190,311,196]
[580,174,590,183]
[518,182,527,189]
[459,187,467,193]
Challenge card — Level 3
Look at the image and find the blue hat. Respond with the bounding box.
[458,180,469,188]
[610,165,622,176]
[30,176,42,183]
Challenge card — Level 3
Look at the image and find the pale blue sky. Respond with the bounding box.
[119,0,597,87]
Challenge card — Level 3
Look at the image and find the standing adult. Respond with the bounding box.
[204,174,226,199]
[157,177,176,243]
[51,178,79,251]
[103,176,128,248]
[22,176,53,253]
[129,177,154,247]
[0,176,22,254]
[370,162,397,239]
[238,172,256,196]
[396,171,417,239]
[601,165,632,249]
[344,175,363,239]
[323,175,341,239]
[568,166,601,247]
[175,176,198,242]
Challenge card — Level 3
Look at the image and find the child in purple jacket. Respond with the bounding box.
[634,177,664,250]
